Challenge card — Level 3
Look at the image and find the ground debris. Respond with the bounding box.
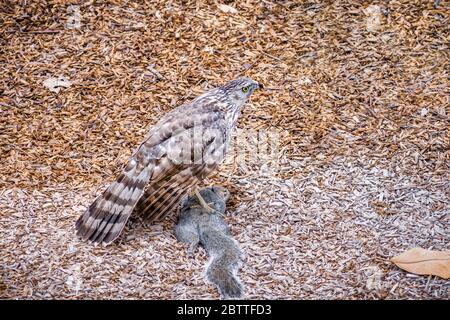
[0,0,448,300]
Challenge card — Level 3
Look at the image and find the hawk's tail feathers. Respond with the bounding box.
[75,163,152,245]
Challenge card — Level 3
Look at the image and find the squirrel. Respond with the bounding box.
[175,186,244,299]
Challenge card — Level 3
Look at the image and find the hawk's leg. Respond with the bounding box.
[193,188,214,213]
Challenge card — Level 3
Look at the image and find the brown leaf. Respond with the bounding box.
[391,247,450,279]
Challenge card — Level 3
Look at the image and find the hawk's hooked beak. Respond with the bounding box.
[254,82,263,90]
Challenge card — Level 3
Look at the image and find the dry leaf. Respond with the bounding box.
[364,5,383,32]
[43,76,71,93]
[391,247,450,279]
[218,4,238,14]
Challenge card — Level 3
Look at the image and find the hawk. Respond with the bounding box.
[75,77,261,245]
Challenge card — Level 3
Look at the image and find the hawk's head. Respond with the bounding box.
[220,77,261,107]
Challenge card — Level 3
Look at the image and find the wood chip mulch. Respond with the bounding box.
[0,1,448,299]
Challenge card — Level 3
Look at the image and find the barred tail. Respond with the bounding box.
[75,159,152,245]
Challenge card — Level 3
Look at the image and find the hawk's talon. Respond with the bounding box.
[194,188,215,213]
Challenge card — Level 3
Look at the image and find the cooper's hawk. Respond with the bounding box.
[75,77,261,245]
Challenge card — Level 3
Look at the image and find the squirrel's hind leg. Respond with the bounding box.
[175,227,200,257]
[175,220,199,244]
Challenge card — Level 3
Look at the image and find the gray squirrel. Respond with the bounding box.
[175,186,243,299]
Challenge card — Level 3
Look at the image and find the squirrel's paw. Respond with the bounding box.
[187,241,199,257]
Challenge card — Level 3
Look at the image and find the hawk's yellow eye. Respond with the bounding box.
[242,86,249,93]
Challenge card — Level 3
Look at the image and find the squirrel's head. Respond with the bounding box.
[209,186,230,202]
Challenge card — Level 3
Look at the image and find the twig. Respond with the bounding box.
[146,65,164,80]
[6,29,62,34]
[29,29,62,34]
[261,51,283,62]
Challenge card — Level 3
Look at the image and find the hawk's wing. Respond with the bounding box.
[135,163,218,222]
[136,118,227,222]
[75,102,227,245]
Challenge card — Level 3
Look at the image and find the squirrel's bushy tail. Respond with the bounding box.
[201,229,243,299]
